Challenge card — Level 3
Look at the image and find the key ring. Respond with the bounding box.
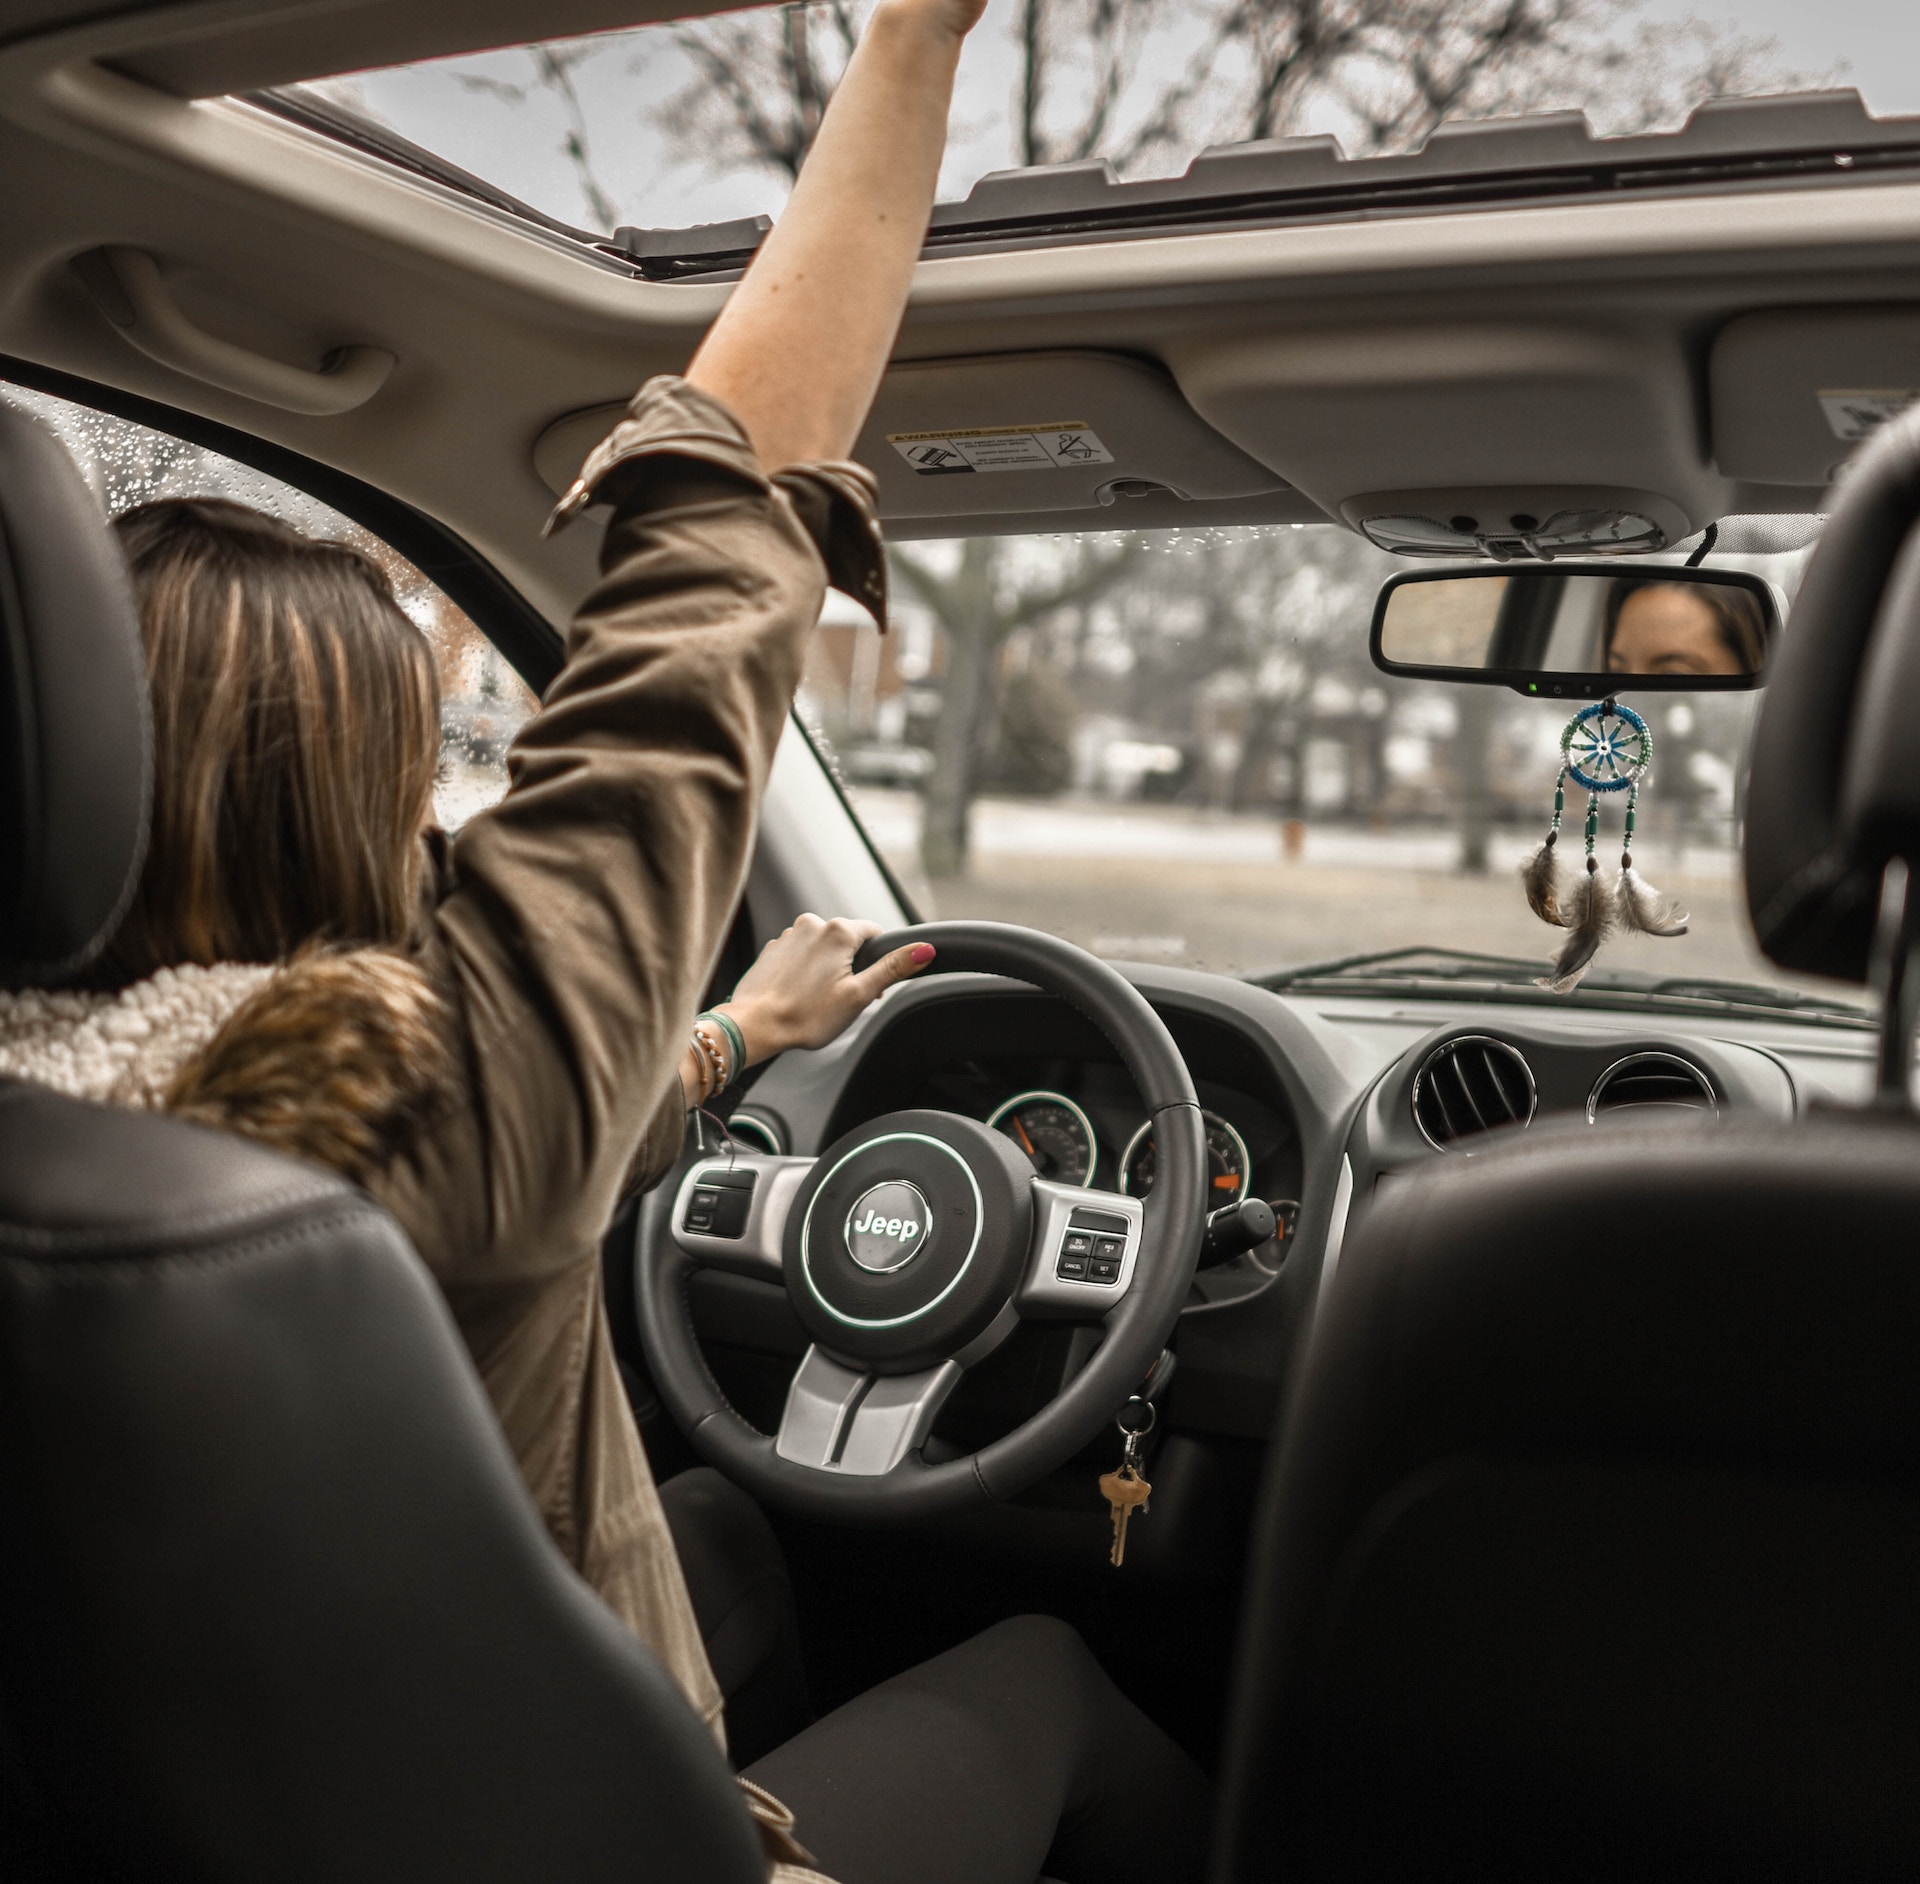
[1116,1397,1155,1471]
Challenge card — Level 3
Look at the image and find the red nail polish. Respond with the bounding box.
[909,943,937,964]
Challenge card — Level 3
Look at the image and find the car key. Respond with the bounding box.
[1100,1461,1152,1565]
[1099,1398,1156,1566]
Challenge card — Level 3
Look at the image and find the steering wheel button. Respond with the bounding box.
[1056,1253,1089,1278]
[1088,1257,1120,1283]
[1093,1236,1126,1261]
[1062,1232,1093,1258]
[710,1194,751,1237]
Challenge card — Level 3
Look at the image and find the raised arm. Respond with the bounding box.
[684,0,987,471]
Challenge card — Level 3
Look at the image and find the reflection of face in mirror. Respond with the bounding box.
[1604,579,1766,679]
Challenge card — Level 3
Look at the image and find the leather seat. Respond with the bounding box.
[1213,409,1920,1884]
[0,406,761,1882]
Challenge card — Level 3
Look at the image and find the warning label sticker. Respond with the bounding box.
[1819,389,1920,441]
[889,422,1114,476]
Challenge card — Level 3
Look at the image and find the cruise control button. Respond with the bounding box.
[1088,1256,1120,1282]
[1062,1232,1094,1259]
[1056,1254,1089,1279]
[1093,1236,1125,1262]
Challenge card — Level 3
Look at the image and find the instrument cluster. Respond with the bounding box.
[984,1086,1267,1222]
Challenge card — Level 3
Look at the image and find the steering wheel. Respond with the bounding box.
[634,922,1207,1521]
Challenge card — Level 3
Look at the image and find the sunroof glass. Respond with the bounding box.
[281,0,1919,241]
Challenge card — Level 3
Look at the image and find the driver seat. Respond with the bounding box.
[0,406,763,1882]
[1212,408,1920,1883]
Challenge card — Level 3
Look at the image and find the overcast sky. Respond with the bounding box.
[332,0,1920,236]
[1638,0,1920,113]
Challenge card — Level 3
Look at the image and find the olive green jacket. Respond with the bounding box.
[367,377,884,1746]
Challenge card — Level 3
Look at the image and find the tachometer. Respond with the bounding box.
[1120,1110,1251,1209]
[987,1090,1098,1188]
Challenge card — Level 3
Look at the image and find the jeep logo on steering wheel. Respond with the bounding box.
[844,1181,931,1273]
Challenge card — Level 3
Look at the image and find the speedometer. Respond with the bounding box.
[987,1090,1098,1188]
[1120,1110,1251,1209]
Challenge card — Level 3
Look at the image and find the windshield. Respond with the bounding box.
[249,1,1909,1024]
[802,520,1870,1021]
[280,1,1918,242]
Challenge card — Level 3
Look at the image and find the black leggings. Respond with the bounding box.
[659,1469,1211,1884]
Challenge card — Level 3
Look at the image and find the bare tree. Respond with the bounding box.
[645,0,1797,877]
[895,537,1140,876]
[659,3,862,182]
[456,46,624,229]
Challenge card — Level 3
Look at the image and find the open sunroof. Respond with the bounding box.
[255,67,1920,285]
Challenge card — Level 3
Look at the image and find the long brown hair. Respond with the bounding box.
[103,498,440,982]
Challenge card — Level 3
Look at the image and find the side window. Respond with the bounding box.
[0,382,537,830]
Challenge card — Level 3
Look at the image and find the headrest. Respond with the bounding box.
[0,405,149,985]
[1745,408,1920,982]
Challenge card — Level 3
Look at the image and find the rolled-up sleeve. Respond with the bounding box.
[400,374,881,1285]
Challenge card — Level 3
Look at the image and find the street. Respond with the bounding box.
[845,787,1846,999]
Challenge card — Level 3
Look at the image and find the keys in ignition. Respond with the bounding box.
[1099,1398,1156,1566]
[1100,1464,1150,1565]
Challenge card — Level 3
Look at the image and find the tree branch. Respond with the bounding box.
[1003,542,1143,631]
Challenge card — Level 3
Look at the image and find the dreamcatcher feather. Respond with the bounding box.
[1522,700,1686,990]
[1541,860,1615,993]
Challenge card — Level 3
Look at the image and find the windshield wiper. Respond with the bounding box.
[1254,946,1872,1026]
[1259,947,1537,988]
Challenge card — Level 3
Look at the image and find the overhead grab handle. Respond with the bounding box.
[73,247,394,417]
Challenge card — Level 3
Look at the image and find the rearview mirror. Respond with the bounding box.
[1369,565,1778,696]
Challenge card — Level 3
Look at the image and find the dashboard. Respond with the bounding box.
[642,962,1875,1457]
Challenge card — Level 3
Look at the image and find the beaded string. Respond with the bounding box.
[1621,783,1639,872]
[1584,788,1600,877]
[688,1017,732,1106]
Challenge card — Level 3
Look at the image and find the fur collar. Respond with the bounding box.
[0,964,274,1109]
[0,952,457,1182]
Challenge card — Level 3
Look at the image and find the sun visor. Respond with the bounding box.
[849,352,1285,522]
[1164,324,1728,554]
[1711,308,1920,488]
[99,0,738,98]
[534,352,1288,525]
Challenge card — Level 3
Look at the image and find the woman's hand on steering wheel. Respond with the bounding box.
[722,916,936,1064]
[640,922,1208,1522]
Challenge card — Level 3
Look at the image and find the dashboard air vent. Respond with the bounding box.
[1587,1053,1716,1121]
[1412,1036,1537,1149]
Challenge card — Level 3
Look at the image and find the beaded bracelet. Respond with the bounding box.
[688,1020,730,1105]
[703,1009,748,1081]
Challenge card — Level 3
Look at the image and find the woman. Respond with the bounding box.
[0,2,1209,1880]
[1603,575,1768,678]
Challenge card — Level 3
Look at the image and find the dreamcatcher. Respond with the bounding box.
[1521,699,1687,992]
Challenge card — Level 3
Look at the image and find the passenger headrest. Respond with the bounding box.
[0,405,149,985]
[1745,408,1920,983]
